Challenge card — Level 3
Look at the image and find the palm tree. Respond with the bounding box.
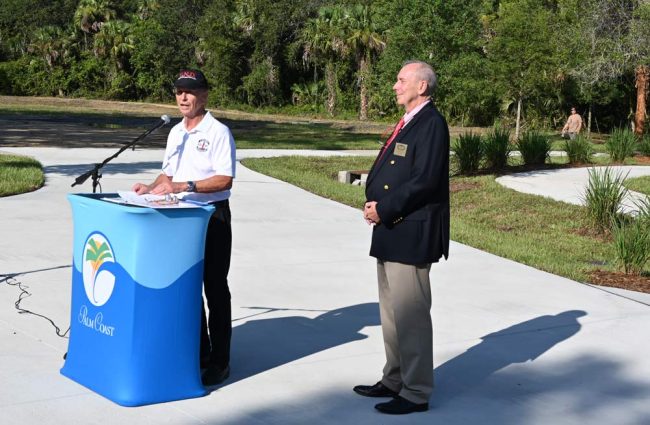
[74,0,117,49]
[29,26,64,68]
[136,0,161,20]
[630,2,650,135]
[93,20,134,70]
[342,4,385,120]
[301,6,347,116]
[28,25,77,70]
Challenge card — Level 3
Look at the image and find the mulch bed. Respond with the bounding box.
[450,181,481,192]
[589,270,650,293]
[633,155,650,165]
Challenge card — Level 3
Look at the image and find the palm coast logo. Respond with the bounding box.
[82,232,116,306]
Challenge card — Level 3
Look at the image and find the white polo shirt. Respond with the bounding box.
[162,111,236,203]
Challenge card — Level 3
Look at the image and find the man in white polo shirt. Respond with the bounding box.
[132,68,236,387]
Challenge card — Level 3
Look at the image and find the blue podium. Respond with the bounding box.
[61,194,215,406]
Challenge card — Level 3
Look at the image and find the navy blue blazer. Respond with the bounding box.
[365,102,450,265]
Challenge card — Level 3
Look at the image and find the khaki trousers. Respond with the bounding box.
[377,260,433,404]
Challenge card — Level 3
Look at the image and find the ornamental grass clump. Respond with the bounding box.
[636,196,650,222]
[582,167,629,234]
[639,134,650,156]
[483,126,511,171]
[611,216,650,275]
[564,135,593,164]
[606,128,637,162]
[453,132,483,175]
[517,131,551,166]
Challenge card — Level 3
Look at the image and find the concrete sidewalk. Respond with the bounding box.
[1,147,650,425]
[497,165,650,215]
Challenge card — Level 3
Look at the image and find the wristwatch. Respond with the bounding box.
[186,181,197,192]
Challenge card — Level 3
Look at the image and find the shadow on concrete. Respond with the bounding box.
[433,310,587,405]
[226,302,380,386]
[0,114,175,148]
[214,310,650,424]
[213,355,650,425]
[0,112,382,150]
[44,161,162,178]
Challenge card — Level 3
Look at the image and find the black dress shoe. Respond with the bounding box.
[201,365,230,386]
[353,381,398,398]
[375,396,428,414]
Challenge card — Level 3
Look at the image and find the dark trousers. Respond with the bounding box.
[200,200,232,369]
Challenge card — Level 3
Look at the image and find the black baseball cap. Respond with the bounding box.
[174,69,209,90]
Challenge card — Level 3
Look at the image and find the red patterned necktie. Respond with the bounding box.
[378,118,405,161]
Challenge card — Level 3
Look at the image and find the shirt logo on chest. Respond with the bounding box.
[196,139,210,152]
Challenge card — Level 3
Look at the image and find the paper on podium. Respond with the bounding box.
[101,191,208,208]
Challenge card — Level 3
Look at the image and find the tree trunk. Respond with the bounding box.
[325,62,337,117]
[358,56,368,121]
[515,96,522,140]
[587,104,592,139]
[634,65,648,136]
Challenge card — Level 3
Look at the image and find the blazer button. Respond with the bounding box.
[390,160,395,165]
[384,184,389,190]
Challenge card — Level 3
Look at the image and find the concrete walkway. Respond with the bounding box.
[1,147,650,425]
[497,165,650,214]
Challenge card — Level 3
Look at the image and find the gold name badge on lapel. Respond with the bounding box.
[394,143,408,157]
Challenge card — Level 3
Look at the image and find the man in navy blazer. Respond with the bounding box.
[353,60,449,415]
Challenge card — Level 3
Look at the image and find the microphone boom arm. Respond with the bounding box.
[71,115,171,192]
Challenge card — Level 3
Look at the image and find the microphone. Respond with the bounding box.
[71,115,173,190]
[148,114,171,132]
[140,114,172,134]
[130,115,171,151]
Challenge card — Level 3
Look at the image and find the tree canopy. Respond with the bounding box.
[1,0,648,131]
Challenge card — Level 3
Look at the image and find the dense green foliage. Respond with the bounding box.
[2,0,650,128]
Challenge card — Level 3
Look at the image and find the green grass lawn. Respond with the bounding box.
[0,153,44,196]
[624,175,650,195]
[242,156,629,283]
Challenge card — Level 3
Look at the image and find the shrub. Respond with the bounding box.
[106,70,136,100]
[517,131,551,166]
[612,217,650,275]
[582,167,629,233]
[242,58,282,106]
[564,135,593,164]
[483,126,511,171]
[453,132,483,175]
[606,128,636,162]
[291,81,326,112]
[635,196,650,226]
[639,133,650,156]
